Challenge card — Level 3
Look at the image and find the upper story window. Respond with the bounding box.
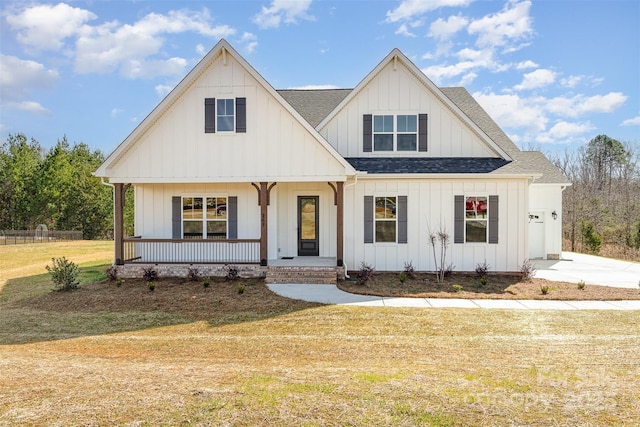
[363,113,427,153]
[217,99,235,132]
[204,97,246,134]
[373,115,417,152]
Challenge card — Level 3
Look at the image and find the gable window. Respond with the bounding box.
[454,195,498,244]
[375,196,397,242]
[204,97,246,134]
[182,197,227,239]
[364,114,427,152]
[217,99,235,132]
[373,115,417,152]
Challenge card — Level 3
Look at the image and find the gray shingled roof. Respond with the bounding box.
[345,157,510,174]
[278,87,570,184]
[278,89,351,128]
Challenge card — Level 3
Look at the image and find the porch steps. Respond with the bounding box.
[265,266,338,285]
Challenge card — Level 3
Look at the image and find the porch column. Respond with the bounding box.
[336,181,344,267]
[259,181,268,266]
[114,183,124,265]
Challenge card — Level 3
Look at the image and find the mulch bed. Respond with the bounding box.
[339,272,640,300]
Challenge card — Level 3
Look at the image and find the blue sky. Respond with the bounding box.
[1,0,638,155]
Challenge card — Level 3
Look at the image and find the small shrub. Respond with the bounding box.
[237,284,245,294]
[444,263,454,278]
[519,259,536,282]
[46,257,79,291]
[399,272,407,284]
[452,284,463,293]
[105,265,119,281]
[115,278,123,287]
[142,266,158,282]
[577,280,586,290]
[355,262,375,285]
[540,285,549,295]
[147,281,156,291]
[225,264,239,281]
[475,260,490,278]
[202,276,211,288]
[479,276,488,288]
[403,261,415,279]
[187,267,201,282]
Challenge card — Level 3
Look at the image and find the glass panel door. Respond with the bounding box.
[298,196,319,256]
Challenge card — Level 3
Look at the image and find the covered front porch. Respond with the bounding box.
[111,181,346,269]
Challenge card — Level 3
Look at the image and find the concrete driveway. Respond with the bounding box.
[533,252,640,289]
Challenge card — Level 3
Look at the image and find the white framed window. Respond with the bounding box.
[465,196,488,243]
[182,197,227,239]
[374,196,397,242]
[216,99,235,132]
[373,114,417,152]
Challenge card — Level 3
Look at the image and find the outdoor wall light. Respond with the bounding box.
[552,210,558,220]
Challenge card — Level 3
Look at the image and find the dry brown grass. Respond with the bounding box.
[1,242,639,426]
[339,272,640,301]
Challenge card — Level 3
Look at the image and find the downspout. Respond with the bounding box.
[341,173,360,279]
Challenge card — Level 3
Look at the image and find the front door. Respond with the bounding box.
[529,211,545,259]
[298,196,319,256]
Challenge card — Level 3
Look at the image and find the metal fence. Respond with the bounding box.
[0,230,84,245]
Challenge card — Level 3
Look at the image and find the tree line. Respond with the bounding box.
[551,135,640,259]
[0,133,132,239]
[2,132,639,260]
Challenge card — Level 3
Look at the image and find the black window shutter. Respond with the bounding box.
[363,114,372,153]
[205,98,216,133]
[364,196,373,243]
[418,114,428,152]
[228,196,238,239]
[454,195,464,244]
[488,195,499,244]
[235,98,246,133]
[172,196,182,239]
[398,196,407,244]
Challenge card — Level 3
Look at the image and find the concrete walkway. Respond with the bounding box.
[267,252,640,310]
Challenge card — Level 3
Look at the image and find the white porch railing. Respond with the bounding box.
[123,238,261,264]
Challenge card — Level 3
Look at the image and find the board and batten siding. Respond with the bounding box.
[319,60,496,159]
[134,183,261,240]
[342,177,529,272]
[106,53,348,183]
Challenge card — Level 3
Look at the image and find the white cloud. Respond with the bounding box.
[196,44,207,56]
[428,14,469,40]
[386,0,472,23]
[395,23,416,37]
[545,92,627,117]
[6,3,96,51]
[535,121,595,144]
[239,32,258,54]
[155,85,173,97]
[111,108,124,118]
[0,55,59,99]
[252,0,314,29]
[73,9,235,78]
[515,60,537,70]
[621,115,640,126]
[473,91,548,132]
[468,0,533,50]
[474,89,628,145]
[8,101,52,116]
[514,68,556,91]
[560,75,582,88]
